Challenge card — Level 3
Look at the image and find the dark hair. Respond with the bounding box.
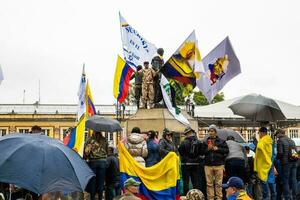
[245,146,250,151]
[31,125,42,133]
[226,136,235,141]
[275,129,285,136]
[131,127,141,134]
[108,146,114,154]
[148,130,156,140]
[137,65,142,71]
[259,127,268,133]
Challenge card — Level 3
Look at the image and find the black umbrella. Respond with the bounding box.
[204,128,246,143]
[228,94,286,122]
[0,134,94,194]
[85,115,122,132]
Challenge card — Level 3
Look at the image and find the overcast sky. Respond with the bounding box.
[0,0,299,105]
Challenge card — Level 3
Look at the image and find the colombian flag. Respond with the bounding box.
[86,81,96,117]
[65,114,86,156]
[118,143,180,200]
[113,56,134,103]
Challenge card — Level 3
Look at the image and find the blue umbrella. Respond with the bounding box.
[0,133,94,194]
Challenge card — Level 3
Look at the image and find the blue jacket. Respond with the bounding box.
[145,139,160,167]
[267,141,276,183]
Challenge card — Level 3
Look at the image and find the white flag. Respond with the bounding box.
[160,74,190,126]
[77,65,86,120]
[196,37,241,102]
[119,13,157,68]
[0,65,3,84]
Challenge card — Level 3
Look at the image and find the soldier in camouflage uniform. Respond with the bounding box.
[141,61,157,109]
[151,48,164,107]
[84,131,108,200]
[130,65,143,109]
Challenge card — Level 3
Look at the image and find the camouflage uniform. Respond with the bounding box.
[84,134,108,200]
[133,71,143,108]
[151,54,164,106]
[186,189,205,200]
[141,68,156,108]
[84,135,108,160]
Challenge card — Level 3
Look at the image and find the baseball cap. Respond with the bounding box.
[222,176,244,189]
[124,178,141,188]
[183,127,194,135]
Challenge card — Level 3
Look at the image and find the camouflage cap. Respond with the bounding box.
[124,178,141,188]
[186,189,205,200]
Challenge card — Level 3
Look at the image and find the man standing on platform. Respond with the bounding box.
[130,65,143,109]
[141,61,156,109]
[151,48,164,107]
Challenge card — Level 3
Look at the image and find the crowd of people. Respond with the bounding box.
[1,124,300,200]
[83,124,300,200]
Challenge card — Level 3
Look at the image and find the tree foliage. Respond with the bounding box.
[193,91,225,105]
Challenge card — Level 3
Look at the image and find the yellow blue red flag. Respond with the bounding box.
[86,80,96,117]
[162,31,204,88]
[113,55,134,103]
[65,114,86,156]
[118,143,180,200]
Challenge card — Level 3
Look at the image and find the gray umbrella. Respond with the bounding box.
[228,94,286,122]
[0,133,94,194]
[204,128,246,143]
[85,115,122,132]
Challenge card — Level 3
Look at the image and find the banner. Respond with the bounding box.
[119,142,180,200]
[119,13,157,68]
[160,75,190,126]
[196,37,241,102]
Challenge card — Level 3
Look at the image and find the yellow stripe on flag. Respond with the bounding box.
[73,114,86,157]
[118,142,180,191]
[113,55,126,98]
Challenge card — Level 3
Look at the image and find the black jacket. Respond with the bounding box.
[204,136,229,166]
[158,138,177,159]
[277,135,297,164]
[106,155,120,184]
[178,136,204,164]
[276,135,291,165]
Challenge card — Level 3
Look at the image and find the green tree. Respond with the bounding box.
[175,90,185,105]
[193,91,225,105]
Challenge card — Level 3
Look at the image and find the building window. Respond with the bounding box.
[0,129,7,136]
[108,133,114,141]
[19,129,30,133]
[62,129,69,138]
[289,129,299,139]
[42,129,51,137]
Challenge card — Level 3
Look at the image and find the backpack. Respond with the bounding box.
[189,139,200,158]
[288,145,299,162]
